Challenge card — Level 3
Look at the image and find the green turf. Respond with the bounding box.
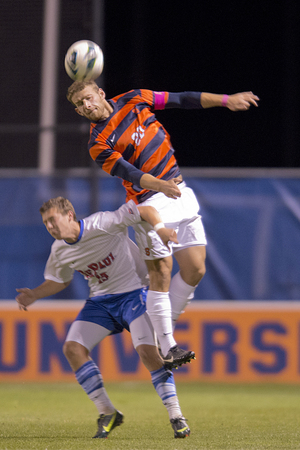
[0,382,299,450]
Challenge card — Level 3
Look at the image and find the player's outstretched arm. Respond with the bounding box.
[137,205,179,249]
[201,91,260,110]
[140,173,182,199]
[16,279,71,311]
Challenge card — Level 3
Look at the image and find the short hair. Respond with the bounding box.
[67,80,100,105]
[39,197,77,221]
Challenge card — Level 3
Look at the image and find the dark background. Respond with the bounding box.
[1,0,300,169]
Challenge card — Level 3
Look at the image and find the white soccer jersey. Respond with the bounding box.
[44,201,148,297]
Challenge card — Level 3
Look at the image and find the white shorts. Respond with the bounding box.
[65,312,156,351]
[134,182,207,260]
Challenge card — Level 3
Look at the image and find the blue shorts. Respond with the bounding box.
[75,287,148,335]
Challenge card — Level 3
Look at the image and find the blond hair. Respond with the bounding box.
[67,80,100,105]
[39,197,77,221]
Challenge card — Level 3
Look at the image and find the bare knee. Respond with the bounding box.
[63,340,88,364]
[193,260,206,283]
[185,261,206,286]
[176,246,206,286]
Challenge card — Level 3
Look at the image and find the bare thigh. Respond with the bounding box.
[145,255,173,291]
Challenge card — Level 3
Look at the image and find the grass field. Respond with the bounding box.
[0,382,299,450]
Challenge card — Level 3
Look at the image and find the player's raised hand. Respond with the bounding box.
[157,227,179,250]
[226,92,260,111]
[15,288,36,311]
[159,178,182,199]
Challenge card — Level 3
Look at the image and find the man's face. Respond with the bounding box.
[72,86,108,121]
[42,208,73,240]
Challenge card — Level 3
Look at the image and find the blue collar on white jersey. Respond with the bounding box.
[64,220,84,245]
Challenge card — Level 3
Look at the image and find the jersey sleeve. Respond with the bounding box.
[139,89,155,106]
[44,246,74,284]
[153,91,203,110]
[89,127,145,188]
[93,200,142,234]
[110,159,144,188]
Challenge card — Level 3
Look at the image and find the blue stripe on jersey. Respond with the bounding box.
[142,114,156,127]
[148,149,175,176]
[122,143,135,161]
[89,95,156,164]
[89,122,104,146]
[160,165,181,180]
[95,149,116,167]
[134,102,154,115]
[116,89,143,107]
[135,129,167,168]
[111,108,139,142]
[88,103,118,149]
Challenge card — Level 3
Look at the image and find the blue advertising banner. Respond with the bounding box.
[1,171,300,301]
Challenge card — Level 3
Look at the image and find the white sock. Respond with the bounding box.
[164,395,183,419]
[146,290,176,356]
[169,272,196,331]
[91,387,116,415]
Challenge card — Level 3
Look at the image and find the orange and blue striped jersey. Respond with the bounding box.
[88,89,202,204]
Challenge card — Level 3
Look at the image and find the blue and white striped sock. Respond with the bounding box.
[151,366,182,419]
[75,360,115,415]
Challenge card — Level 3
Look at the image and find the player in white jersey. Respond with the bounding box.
[15,196,191,439]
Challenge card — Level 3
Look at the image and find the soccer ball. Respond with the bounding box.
[64,40,104,81]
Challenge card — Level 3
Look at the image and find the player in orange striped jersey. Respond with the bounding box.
[67,82,259,367]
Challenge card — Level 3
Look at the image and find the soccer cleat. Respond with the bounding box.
[162,345,196,369]
[92,410,124,439]
[170,416,190,438]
